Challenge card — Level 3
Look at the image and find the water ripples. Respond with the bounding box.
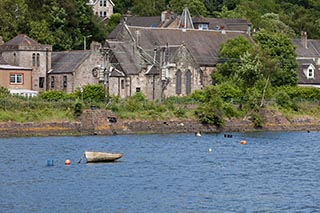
[0,132,320,212]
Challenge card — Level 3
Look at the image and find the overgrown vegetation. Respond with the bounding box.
[1,84,320,126]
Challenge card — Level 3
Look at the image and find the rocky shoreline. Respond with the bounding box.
[0,109,319,138]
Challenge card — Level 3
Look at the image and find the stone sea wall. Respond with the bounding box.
[0,109,320,138]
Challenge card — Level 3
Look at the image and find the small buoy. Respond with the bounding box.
[65,159,71,165]
[208,148,212,152]
[195,132,201,137]
[240,140,247,145]
[47,160,54,167]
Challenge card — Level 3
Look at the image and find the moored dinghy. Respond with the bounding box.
[84,151,123,163]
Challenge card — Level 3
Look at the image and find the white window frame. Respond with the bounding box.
[10,73,23,84]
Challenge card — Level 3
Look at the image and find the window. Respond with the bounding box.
[136,87,141,92]
[104,0,107,6]
[10,73,23,84]
[50,76,55,89]
[121,79,125,89]
[104,11,107,17]
[176,70,182,95]
[13,53,17,65]
[185,70,192,95]
[32,53,36,66]
[39,77,45,88]
[198,24,209,30]
[308,69,314,78]
[36,53,40,67]
[100,11,103,17]
[100,0,102,6]
[63,76,67,88]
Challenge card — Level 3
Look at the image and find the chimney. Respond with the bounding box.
[301,31,308,48]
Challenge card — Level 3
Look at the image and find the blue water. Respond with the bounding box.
[0,132,319,212]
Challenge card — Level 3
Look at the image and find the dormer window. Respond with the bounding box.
[308,68,314,79]
[303,64,315,79]
[198,24,209,30]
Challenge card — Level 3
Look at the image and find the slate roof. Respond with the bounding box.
[5,34,41,46]
[108,16,250,40]
[192,17,251,31]
[297,59,320,85]
[292,38,320,58]
[127,26,252,66]
[51,51,91,74]
[0,34,52,51]
[108,41,140,75]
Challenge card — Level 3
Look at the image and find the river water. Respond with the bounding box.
[0,131,319,212]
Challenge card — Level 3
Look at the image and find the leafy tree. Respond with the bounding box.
[236,51,263,88]
[29,20,55,45]
[131,0,166,16]
[258,13,295,37]
[213,5,243,18]
[74,84,105,102]
[213,36,253,83]
[113,0,134,14]
[169,0,208,17]
[0,0,28,40]
[253,30,298,86]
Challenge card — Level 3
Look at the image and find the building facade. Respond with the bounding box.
[0,34,52,92]
[87,0,114,19]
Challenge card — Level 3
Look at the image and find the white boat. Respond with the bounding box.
[84,151,123,163]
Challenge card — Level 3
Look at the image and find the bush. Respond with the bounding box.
[195,105,225,127]
[74,102,83,117]
[250,112,264,128]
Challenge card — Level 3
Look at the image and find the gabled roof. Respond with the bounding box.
[4,34,41,46]
[0,34,52,51]
[292,39,320,58]
[192,17,251,31]
[87,0,114,6]
[108,41,140,75]
[51,51,91,74]
[297,59,320,85]
[127,26,252,66]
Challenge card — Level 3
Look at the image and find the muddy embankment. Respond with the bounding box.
[0,109,319,138]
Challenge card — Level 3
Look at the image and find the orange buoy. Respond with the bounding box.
[65,159,71,165]
[240,140,247,145]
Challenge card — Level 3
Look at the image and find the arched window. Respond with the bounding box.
[185,70,192,95]
[36,53,40,67]
[176,70,182,95]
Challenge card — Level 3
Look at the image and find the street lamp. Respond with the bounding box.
[83,35,92,50]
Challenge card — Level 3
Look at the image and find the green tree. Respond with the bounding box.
[213,5,243,18]
[213,36,253,83]
[169,0,208,16]
[0,0,28,40]
[258,13,295,37]
[131,0,166,16]
[253,30,298,86]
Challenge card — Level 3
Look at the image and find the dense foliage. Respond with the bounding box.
[1,0,320,51]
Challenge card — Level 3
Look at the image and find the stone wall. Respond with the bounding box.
[1,109,320,138]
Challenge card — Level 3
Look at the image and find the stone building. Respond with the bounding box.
[87,0,114,19]
[0,34,52,92]
[292,32,320,87]
[50,43,105,93]
[105,22,252,100]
